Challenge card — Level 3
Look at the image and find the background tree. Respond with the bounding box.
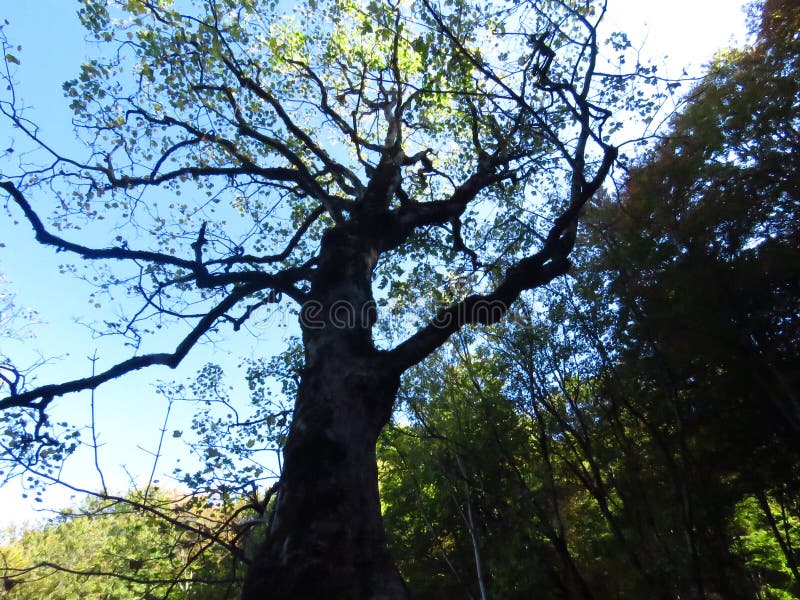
[0,275,39,397]
[1,489,242,599]
[0,0,630,597]
[376,0,800,597]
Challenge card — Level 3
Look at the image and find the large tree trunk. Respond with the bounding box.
[241,351,407,599]
[242,225,409,599]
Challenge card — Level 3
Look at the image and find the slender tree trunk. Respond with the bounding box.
[455,454,489,600]
[756,490,800,585]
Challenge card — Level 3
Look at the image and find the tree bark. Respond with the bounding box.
[242,225,409,599]
[241,352,407,599]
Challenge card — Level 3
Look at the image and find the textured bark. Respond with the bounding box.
[242,223,409,599]
[241,353,407,599]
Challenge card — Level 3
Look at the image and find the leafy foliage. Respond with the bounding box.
[1,0,797,597]
[1,490,242,599]
[376,1,800,597]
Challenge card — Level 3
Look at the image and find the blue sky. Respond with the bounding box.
[0,0,750,527]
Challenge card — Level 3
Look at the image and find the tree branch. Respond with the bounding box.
[1,181,309,299]
[387,143,617,372]
[0,282,259,411]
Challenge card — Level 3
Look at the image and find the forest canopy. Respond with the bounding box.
[1,0,799,598]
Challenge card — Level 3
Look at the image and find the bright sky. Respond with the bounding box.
[0,0,750,530]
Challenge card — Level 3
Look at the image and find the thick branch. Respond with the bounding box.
[387,249,570,372]
[381,170,513,251]
[114,108,351,216]
[2,181,197,271]
[0,283,258,411]
[213,205,325,267]
[285,58,384,159]
[218,55,360,219]
[387,144,617,372]
[1,181,309,299]
[421,0,598,167]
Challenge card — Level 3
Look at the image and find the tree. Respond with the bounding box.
[1,0,628,596]
[588,0,800,442]
[378,290,800,599]
[378,1,800,597]
[576,0,800,594]
[1,489,242,599]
